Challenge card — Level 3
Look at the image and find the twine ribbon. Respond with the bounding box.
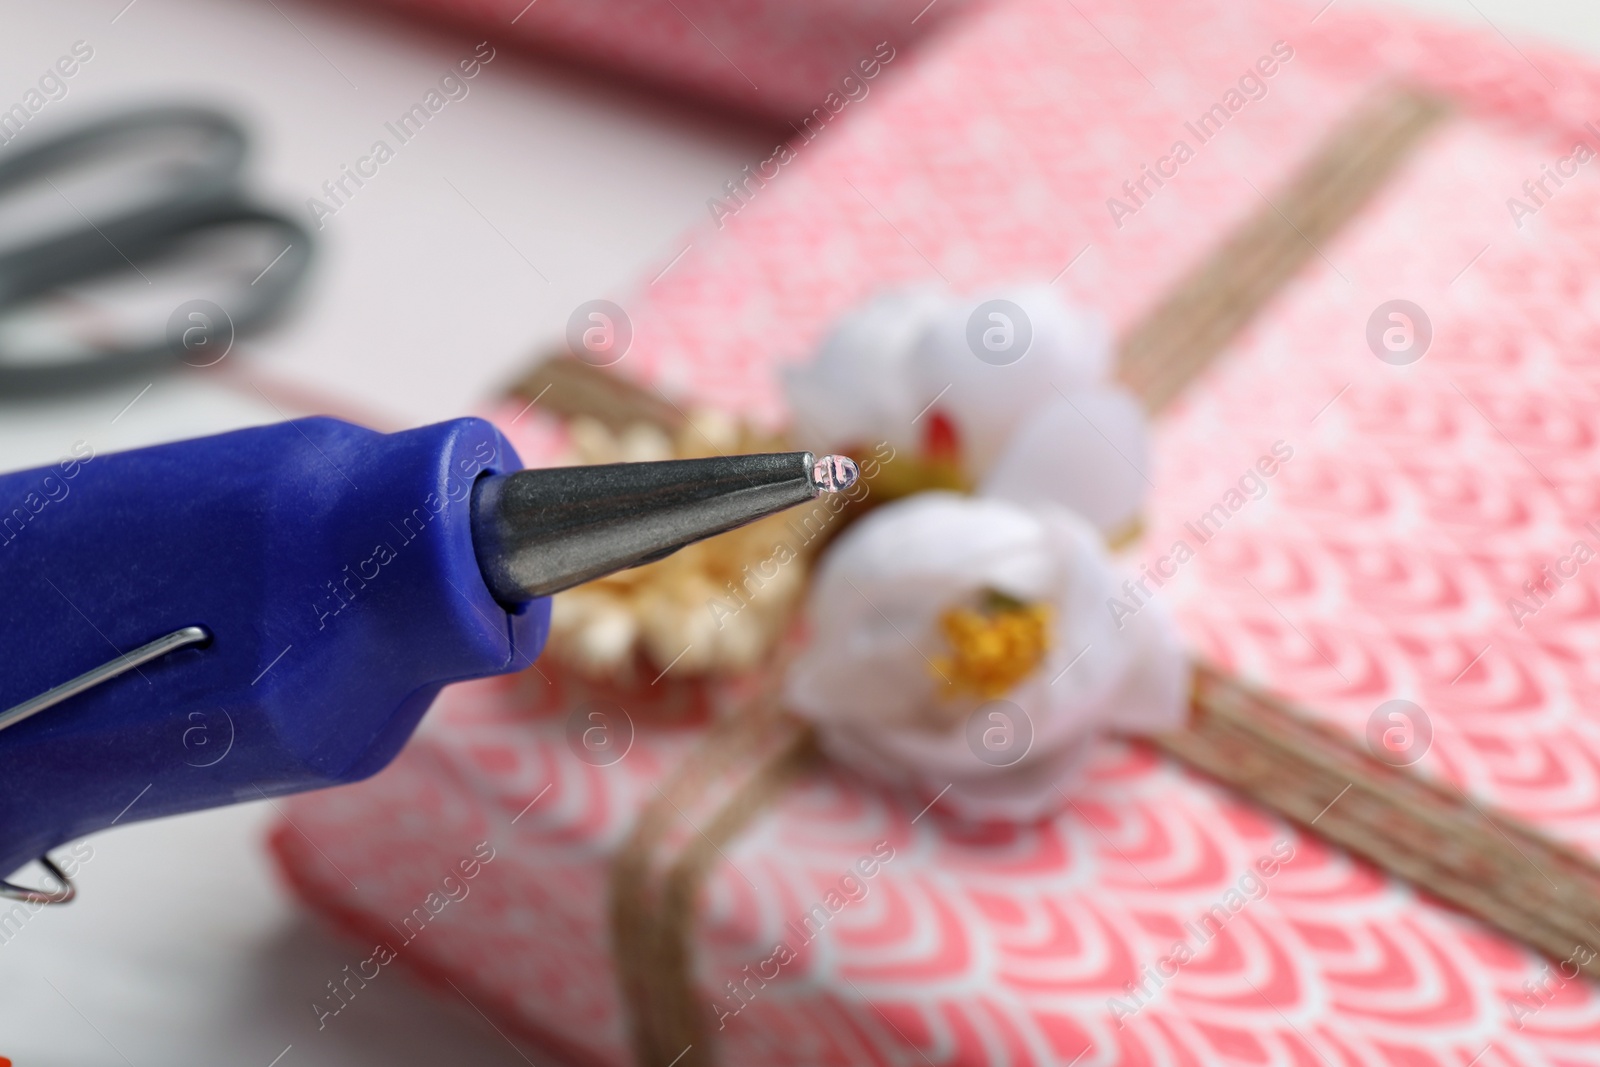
[510,87,1600,1066]
[609,696,816,1067]
[1165,665,1600,979]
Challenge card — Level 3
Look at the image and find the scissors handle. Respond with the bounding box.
[0,105,313,395]
[0,104,244,196]
[0,105,247,295]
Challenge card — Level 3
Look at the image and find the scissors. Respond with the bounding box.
[0,104,313,395]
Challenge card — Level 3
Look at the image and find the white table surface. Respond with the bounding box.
[0,0,1595,1063]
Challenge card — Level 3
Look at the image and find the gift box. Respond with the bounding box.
[273,0,1600,1062]
[346,0,979,121]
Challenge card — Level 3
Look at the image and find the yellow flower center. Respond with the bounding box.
[932,590,1053,699]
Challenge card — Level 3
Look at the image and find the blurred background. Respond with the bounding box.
[0,0,1596,1063]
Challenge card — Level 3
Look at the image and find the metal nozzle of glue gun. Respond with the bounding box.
[0,416,857,896]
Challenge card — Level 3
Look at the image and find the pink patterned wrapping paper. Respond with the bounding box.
[275,0,1600,1062]
[345,0,980,120]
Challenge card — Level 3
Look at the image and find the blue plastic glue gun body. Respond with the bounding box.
[0,417,548,882]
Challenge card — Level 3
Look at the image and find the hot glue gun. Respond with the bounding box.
[0,415,857,902]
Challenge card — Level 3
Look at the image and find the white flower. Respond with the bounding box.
[782,286,947,458]
[784,492,1187,822]
[980,386,1149,537]
[780,283,1180,820]
[782,284,1145,538]
[908,282,1114,474]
